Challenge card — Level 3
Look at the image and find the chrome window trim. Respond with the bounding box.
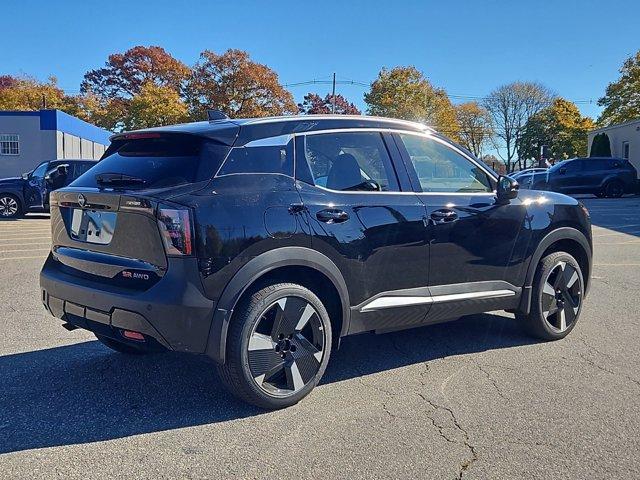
[294,128,498,196]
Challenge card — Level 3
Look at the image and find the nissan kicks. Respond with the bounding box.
[40,114,592,409]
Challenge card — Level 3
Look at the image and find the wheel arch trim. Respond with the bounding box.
[205,247,350,364]
[518,227,592,314]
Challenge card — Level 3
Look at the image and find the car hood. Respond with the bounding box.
[0,177,24,186]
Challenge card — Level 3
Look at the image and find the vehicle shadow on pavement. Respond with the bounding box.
[578,195,640,238]
[0,313,533,454]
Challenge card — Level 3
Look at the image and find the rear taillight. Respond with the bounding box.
[157,206,193,256]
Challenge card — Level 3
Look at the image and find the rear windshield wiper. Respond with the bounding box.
[95,173,147,187]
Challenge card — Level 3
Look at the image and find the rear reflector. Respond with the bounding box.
[122,330,145,341]
[157,206,193,256]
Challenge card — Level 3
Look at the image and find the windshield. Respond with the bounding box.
[28,162,49,179]
[71,134,230,190]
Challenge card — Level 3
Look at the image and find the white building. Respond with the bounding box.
[0,109,111,178]
[588,119,640,178]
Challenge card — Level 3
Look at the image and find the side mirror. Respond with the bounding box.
[497,175,519,201]
[21,172,29,180]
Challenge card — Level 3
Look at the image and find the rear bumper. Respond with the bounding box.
[39,254,215,353]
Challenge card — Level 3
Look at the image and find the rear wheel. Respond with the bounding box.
[0,194,22,218]
[516,251,584,340]
[95,334,152,354]
[604,180,624,198]
[217,282,332,409]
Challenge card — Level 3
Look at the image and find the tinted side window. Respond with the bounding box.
[302,132,399,192]
[399,134,493,193]
[564,160,583,173]
[217,135,293,177]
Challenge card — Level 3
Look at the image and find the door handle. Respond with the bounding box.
[316,209,349,224]
[430,209,458,225]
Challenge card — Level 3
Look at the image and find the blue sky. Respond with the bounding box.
[3,0,639,119]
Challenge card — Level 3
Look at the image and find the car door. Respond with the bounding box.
[394,132,527,323]
[24,162,49,210]
[295,130,431,334]
[552,160,584,193]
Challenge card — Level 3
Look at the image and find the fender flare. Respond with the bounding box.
[518,227,592,314]
[205,247,350,364]
[0,189,25,208]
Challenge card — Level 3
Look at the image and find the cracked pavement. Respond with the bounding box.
[1,197,640,479]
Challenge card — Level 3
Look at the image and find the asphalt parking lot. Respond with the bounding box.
[1,197,639,479]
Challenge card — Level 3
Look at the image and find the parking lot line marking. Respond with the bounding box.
[0,243,51,247]
[0,255,47,261]
[593,230,640,237]
[594,263,640,267]
[0,248,50,253]
[594,241,640,245]
[592,223,640,230]
[0,237,52,242]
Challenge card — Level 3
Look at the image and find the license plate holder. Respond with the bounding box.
[70,209,117,245]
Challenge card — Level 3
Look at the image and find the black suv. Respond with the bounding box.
[518,157,637,197]
[40,115,592,409]
[0,159,97,218]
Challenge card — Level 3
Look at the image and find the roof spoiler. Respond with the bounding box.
[208,109,229,121]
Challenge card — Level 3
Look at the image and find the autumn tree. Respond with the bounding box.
[185,49,297,119]
[455,102,493,157]
[518,98,595,163]
[0,75,72,110]
[122,82,189,130]
[364,66,459,139]
[81,45,190,99]
[483,82,554,172]
[78,46,190,130]
[298,92,361,115]
[597,50,640,126]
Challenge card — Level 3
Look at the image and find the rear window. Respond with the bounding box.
[72,134,230,189]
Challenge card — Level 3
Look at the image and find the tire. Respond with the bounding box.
[217,282,332,409]
[95,334,152,354]
[604,180,624,198]
[0,194,22,218]
[516,251,584,341]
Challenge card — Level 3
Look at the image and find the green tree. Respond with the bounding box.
[123,82,189,130]
[598,51,640,126]
[589,133,612,157]
[518,98,594,163]
[483,82,554,172]
[185,49,297,119]
[364,66,459,140]
[455,102,493,157]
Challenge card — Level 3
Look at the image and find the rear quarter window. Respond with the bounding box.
[216,135,294,177]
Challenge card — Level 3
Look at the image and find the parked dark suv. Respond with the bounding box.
[0,159,97,218]
[518,157,637,198]
[40,115,592,409]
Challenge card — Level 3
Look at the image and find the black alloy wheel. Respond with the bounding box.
[217,282,332,409]
[517,251,584,340]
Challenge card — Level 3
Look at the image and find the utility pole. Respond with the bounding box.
[331,72,336,114]
[41,94,47,109]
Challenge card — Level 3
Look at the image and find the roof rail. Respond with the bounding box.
[207,110,229,121]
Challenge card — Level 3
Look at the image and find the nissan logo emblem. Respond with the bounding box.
[78,194,87,208]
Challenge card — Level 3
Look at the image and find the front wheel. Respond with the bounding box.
[217,283,332,409]
[0,194,22,218]
[516,251,584,340]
